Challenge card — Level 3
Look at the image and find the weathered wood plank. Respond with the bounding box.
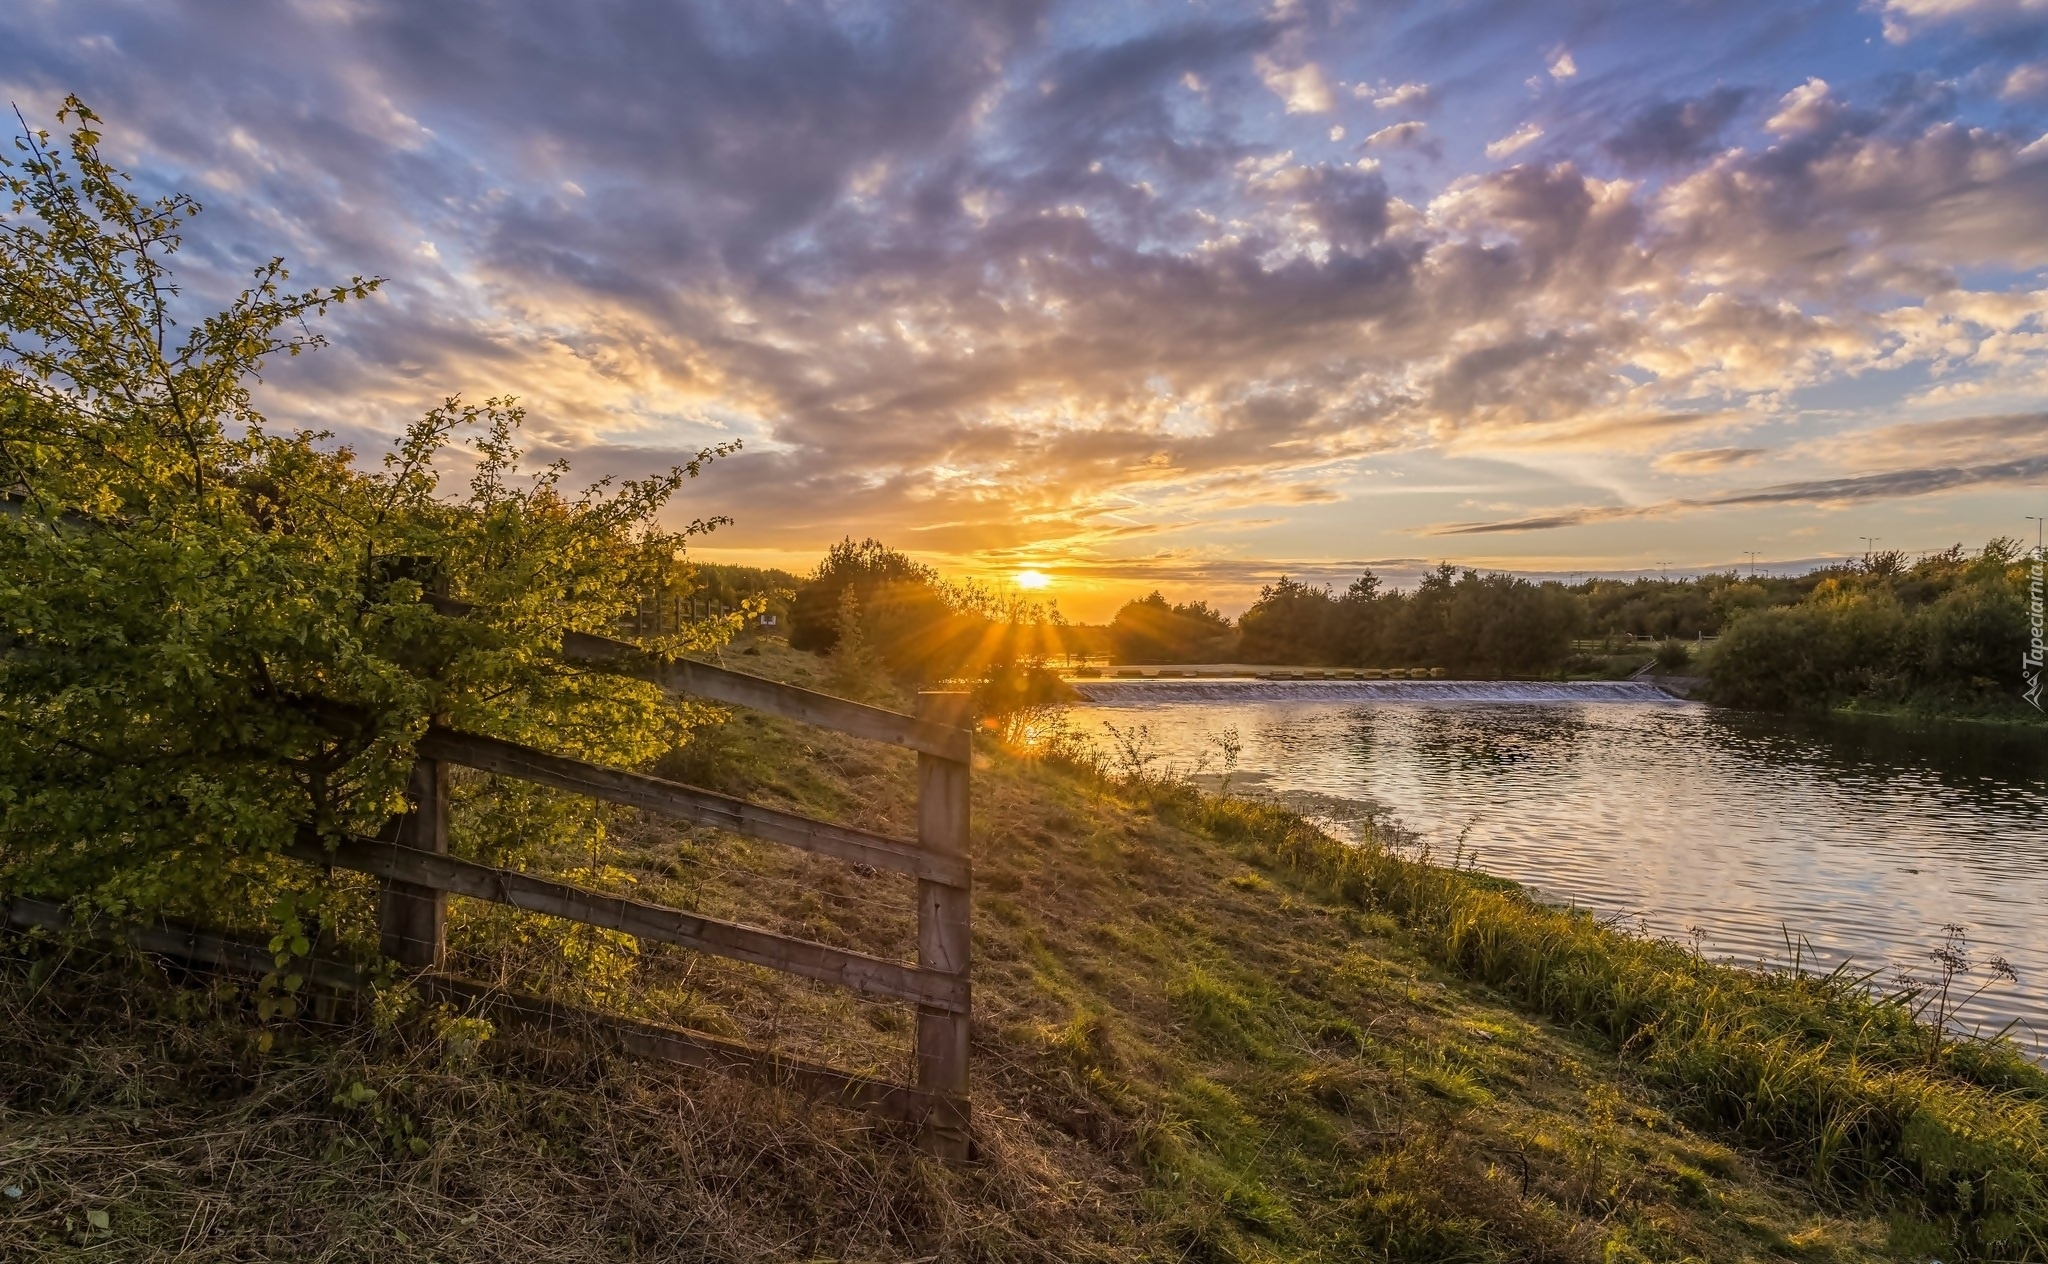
[416,726,969,887]
[560,631,973,762]
[285,832,969,1013]
[378,758,448,968]
[2,895,370,993]
[913,691,974,1161]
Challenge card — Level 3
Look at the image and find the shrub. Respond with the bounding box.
[1707,543,2035,714]
[0,100,732,940]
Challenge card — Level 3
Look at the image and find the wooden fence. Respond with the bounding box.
[6,620,976,1160]
[314,622,976,1160]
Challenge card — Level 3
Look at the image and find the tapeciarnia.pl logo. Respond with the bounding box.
[2027,539,2044,712]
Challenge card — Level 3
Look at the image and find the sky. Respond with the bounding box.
[5,0,2047,620]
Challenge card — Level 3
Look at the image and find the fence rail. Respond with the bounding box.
[416,726,969,886]
[285,829,970,1011]
[560,631,972,761]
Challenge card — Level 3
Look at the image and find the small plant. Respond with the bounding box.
[1892,923,2020,1064]
[1102,720,1161,783]
[1213,726,1243,795]
[1654,640,1692,671]
[827,586,884,699]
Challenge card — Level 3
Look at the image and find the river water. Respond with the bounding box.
[1062,680,2048,1051]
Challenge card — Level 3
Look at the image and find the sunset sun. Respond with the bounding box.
[1015,569,1051,590]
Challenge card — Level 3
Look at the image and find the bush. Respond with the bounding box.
[788,537,1071,683]
[1653,640,1692,671]
[0,100,732,940]
[1708,545,2034,714]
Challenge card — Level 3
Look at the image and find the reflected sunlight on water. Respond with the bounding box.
[1061,691,2048,1053]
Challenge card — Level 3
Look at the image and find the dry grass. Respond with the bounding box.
[0,956,1127,1261]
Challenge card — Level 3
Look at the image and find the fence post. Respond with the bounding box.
[378,758,449,969]
[914,691,972,1161]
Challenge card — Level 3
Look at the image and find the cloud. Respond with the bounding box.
[1360,81,1430,110]
[1656,110,2048,288]
[1813,410,2048,468]
[5,1,2046,579]
[1549,51,1577,80]
[1605,87,1749,169]
[1431,429,2048,534]
[1765,78,1842,135]
[1881,0,2048,37]
[1885,0,2048,13]
[1256,56,1335,113]
[1653,446,1770,471]
[1485,122,1544,158]
[2005,62,2048,100]
[1360,121,1430,150]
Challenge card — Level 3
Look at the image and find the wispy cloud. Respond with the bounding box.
[1485,122,1545,158]
[1431,436,2048,535]
[1360,81,1430,109]
[1653,446,1770,472]
[1360,121,1429,149]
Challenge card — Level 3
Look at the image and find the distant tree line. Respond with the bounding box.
[767,535,2043,713]
[1233,568,1582,675]
[1104,592,1235,664]
[1107,568,1593,674]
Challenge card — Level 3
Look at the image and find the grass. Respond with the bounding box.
[1827,695,2048,729]
[3,637,2042,1260]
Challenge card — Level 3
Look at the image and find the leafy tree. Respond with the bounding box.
[1110,591,1237,663]
[788,537,1071,682]
[788,537,938,652]
[1237,578,1338,664]
[1440,572,1580,675]
[1706,540,2034,713]
[0,99,735,938]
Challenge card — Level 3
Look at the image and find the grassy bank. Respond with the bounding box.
[4,641,2044,1261]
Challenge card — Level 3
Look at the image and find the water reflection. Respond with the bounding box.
[1061,695,2048,1054]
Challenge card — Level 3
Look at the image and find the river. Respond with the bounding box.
[1062,679,2048,1051]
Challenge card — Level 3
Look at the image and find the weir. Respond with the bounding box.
[1068,678,1689,704]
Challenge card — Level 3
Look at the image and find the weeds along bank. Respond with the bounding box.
[6,640,2045,1262]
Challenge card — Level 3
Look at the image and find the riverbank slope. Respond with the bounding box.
[4,640,2043,1261]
